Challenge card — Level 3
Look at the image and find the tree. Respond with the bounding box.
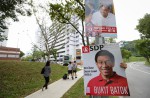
[135,13,150,63]
[32,50,44,61]
[105,38,116,43]
[51,49,58,61]
[121,41,140,56]
[135,39,150,63]
[22,55,33,61]
[0,34,7,42]
[19,50,25,58]
[121,49,132,61]
[136,13,150,39]
[32,45,42,60]
[0,0,32,41]
[35,21,66,60]
[49,0,90,46]
[30,2,66,60]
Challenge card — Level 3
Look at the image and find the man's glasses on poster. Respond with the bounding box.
[97,60,112,66]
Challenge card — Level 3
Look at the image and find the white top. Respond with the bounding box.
[91,11,116,27]
[68,64,73,70]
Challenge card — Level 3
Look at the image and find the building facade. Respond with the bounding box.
[36,17,83,62]
[0,46,20,60]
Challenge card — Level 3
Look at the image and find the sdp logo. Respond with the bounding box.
[82,46,90,53]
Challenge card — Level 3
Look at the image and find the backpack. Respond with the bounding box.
[62,74,67,80]
[41,67,45,74]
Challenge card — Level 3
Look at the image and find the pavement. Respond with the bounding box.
[25,68,83,98]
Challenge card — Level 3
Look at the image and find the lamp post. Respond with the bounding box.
[17,32,20,48]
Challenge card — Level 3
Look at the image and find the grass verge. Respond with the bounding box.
[145,61,150,67]
[123,56,145,62]
[0,60,67,98]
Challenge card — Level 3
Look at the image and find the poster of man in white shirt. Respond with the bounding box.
[85,0,117,37]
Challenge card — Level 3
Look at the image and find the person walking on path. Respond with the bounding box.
[25,69,83,98]
[67,61,74,80]
[72,61,77,78]
[42,60,51,91]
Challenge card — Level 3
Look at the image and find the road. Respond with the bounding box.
[121,62,150,98]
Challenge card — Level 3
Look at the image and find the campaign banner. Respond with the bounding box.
[82,44,130,96]
[85,0,117,38]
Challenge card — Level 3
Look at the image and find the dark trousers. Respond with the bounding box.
[43,76,49,89]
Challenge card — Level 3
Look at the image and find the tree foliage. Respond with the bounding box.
[0,0,32,41]
[30,1,66,60]
[21,55,33,61]
[121,49,132,61]
[0,34,7,42]
[19,50,25,58]
[135,13,150,62]
[121,41,140,56]
[136,13,150,39]
[49,0,90,46]
[51,49,58,61]
[135,39,150,62]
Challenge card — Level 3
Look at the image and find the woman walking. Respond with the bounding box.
[42,60,51,91]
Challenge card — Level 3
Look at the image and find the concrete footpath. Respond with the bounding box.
[25,69,83,98]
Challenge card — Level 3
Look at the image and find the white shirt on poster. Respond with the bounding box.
[91,11,116,27]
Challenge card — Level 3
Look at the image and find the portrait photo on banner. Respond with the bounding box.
[82,44,130,96]
[85,0,117,38]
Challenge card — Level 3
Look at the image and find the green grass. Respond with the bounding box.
[62,77,118,98]
[123,56,150,67]
[123,56,145,62]
[0,60,68,98]
[145,61,150,67]
[61,77,88,98]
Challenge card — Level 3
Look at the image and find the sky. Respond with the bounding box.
[114,0,149,41]
[6,0,150,54]
[7,16,38,54]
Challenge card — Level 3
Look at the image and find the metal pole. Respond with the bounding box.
[95,36,105,45]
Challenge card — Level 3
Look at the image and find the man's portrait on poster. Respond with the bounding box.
[91,4,116,27]
[85,0,117,37]
[86,50,130,96]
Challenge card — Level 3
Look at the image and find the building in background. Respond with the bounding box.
[35,16,85,64]
[0,46,20,60]
[0,28,20,60]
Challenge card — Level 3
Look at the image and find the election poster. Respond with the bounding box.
[82,44,130,96]
[85,0,117,37]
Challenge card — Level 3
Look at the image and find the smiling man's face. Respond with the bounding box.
[96,55,114,79]
[100,6,109,18]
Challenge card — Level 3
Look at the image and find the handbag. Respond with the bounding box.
[41,67,45,74]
